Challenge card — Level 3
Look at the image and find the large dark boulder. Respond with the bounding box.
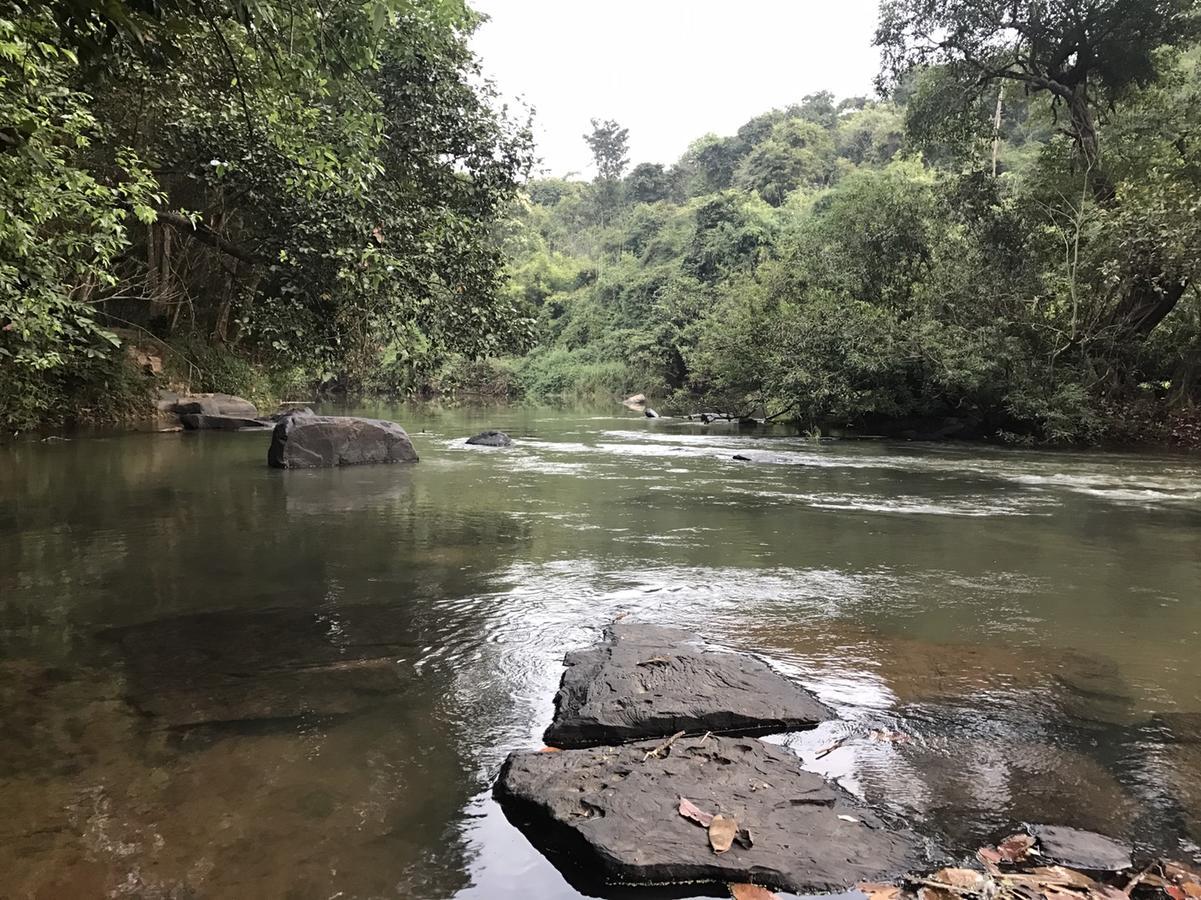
[544,624,831,748]
[495,735,924,893]
[172,393,259,419]
[1028,824,1132,871]
[268,415,418,469]
[466,430,513,447]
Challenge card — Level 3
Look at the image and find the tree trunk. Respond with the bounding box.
[1109,275,1189,338]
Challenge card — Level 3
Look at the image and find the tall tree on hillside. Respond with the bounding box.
[875,0,1200,339]
[584,118,630,182]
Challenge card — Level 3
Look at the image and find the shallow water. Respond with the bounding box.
[2,403,1200,898]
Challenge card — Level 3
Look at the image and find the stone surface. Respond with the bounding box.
[1029,824,1132,871]
[544,625,831,748]
[466,430,513,447]
[172,393,259,418]
[495,735,923,893]
[179,413,271,431]
[267,415,419,469]
[270,406,315,422]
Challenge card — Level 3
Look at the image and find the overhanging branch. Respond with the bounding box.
[155,210,267,265]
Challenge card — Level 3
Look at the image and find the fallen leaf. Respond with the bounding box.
[1025,865,1097,890]
[709,815,737,854]
[919,886,957,900]
[679,796,714,827]
[998,833,1037,863]
[870,729,913,744]
[538,746,561,753]
[1166,887,1186,900]
[839,814,860,823]
[978,847,1003,874]
[856,882,903,900]
[930,868,987,890]
[1165,861,1201,885]
[730,884,778,900]
[1183,884,1201,900]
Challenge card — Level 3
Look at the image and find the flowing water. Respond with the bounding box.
[2,404,1200,898]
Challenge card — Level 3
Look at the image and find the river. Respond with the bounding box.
[2,403,1200,898]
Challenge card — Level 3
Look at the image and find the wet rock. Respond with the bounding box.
[268,415,418,469]
[1028,824,1132,871]
[623,393,647,407]
[270,406,314,423]
[172,393,259,419]
[733,454,752,461]
[645,408,660,418]
[544,624,831,748]
[495,735,923,893]
[466,430,513,447]
[179,413,272,431]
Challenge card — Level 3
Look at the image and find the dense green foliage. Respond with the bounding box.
[1,0,533,430]
[498,7,1201,444]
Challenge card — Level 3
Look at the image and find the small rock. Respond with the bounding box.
[466,430,513,447]
[1028,824,1132,871]
[623,393,647,407]
[645,408,660,418]
[544,624,831,748]
[732,454,752,461]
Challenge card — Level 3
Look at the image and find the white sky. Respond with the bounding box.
[469,0,884,178]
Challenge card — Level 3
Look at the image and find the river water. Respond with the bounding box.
[2,404,1200,898]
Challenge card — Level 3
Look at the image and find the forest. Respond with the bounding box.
[3,0,1201,445]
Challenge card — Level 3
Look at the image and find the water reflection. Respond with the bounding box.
[1,405,1199,897]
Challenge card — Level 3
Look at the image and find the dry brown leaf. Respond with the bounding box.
[1025,865,1097,890]
[1168,887,1188,900]
[730,884,779,900]
[538,746,561,753]
[930,867,988,890]
[998,833,1037,863]
[856,882,904,900]
[919,886,957,900]
[977,847,1003,875]
[870,729,913,744]
[1183,884,1201,900]
[1165,861,1201,885]
[709,815,738,854]
[679,796,714,828]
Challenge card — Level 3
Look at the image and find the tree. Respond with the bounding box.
[733,119,836,205]
[875,0,1198,189]
[875,0,1200,341]
[584,118,630,182]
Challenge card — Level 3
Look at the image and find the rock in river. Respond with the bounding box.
[268,415,418,469]
[495,735,924,893]
[543,624,831,748]
[1028,824,1132,871]
[466,430,513,447]
[172,392,259,419]
[179,413,271,431]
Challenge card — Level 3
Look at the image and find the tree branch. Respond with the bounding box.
[154,210,267,265]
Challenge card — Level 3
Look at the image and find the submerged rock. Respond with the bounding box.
[1029,824,1132,871]
[179,413,271,431]
[172,393,259,419]
[543,624,831,748]
[466,430,513,447]
[268,415,418,469]
[103,606,417,727]
[495,735,923,893]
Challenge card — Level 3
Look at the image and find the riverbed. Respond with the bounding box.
[2,404,1199,898]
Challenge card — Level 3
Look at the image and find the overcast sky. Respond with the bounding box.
[469,0,884,178]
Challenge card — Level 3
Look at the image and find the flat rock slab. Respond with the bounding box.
[172,393,259,418]
[495,735,923,893]
[179,413,271,430]
[544,624,831,748]
[268,415,419,468]
[1029,824,1132,871]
